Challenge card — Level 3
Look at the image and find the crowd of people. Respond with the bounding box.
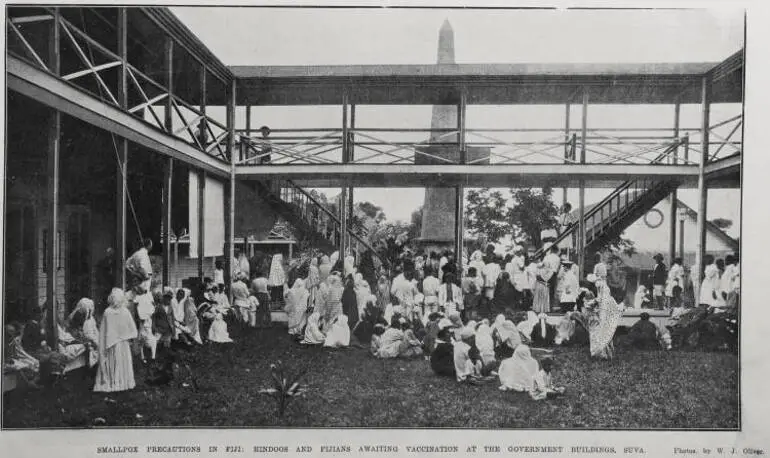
[4,232,740,400]
[271,239,700,401]
[4,238,294,392]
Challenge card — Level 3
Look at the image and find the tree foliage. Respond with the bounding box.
[709,218,733,230]
[464,188,509,244]
[507,187,560,247]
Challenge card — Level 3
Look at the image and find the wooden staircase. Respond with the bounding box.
[535,139,684,259]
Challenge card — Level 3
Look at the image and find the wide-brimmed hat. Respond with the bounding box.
[560,255,573,265]
[653,253,664,261]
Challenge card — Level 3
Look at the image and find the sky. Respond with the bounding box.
[173,7,744,237]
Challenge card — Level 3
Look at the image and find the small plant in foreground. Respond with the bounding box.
[258,360,307,418]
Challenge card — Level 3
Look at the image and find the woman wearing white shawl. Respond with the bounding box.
[517,311,539,336]
[323,314,350,348]
[699,260,724,308]
[322,274,345,328]
[344,252,356,277]
[468,251,485,280]
[268,253,287,312]
[307,257,321,308]
[475,320,496,365]
[554,312,576,345]
[318,255,332,285]
[585,282,624,360]
[169,287,185,327]
[301,312,325,345]
[498,320,522,355]
[94,288,138,393]
[208,312,233,343]
[354,273,371,318]
[329,251,340,269]
[232,280,252,324]
[285,279,310,336]
[180,289,202,344]
[67,298,99,367]
[67,298,99,348]
[268,254,286,285]
[498,345,539,392]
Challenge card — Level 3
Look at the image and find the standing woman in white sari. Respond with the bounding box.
[94,288,137,393]
[285,279,310,336]
[318,255,332,285]
[307,257,321,310]
[584,281,624,360]
[268,253,286,308]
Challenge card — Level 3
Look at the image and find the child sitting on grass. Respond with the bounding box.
[531,357,565,400]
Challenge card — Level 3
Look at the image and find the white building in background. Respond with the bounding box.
[621,196,739,268]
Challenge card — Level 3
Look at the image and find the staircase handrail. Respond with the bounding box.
[533,138,683,258]
[280,179,383,264]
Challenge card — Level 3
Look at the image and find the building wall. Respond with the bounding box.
[621,196,737,255]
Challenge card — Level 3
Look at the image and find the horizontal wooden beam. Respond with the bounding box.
[236,163,700,188]
[704,153,741,187]
[8,56,230,178]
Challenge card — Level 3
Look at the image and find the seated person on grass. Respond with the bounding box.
[454,327,484,384]
[529,312,557,347]
[430,326,456,377]
[375,318,406,359]
[398,319,424,358]
[531,357,565,401]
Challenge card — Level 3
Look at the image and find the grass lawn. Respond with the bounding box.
[2,326,739,429]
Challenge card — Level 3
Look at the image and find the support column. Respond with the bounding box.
[563,103,570,206]
[454,185,465,272]
[342,91,349,163]
[199,67,207,148]
[46,109,61,344]
[669,102,680,264]
[114,8,127,290]
[458,87,467,164]
[577,89,588,276]
[225,79,236,303]
[198,170,206,280]
[164,36,173,134]
[694,76,711,303]
[339,187,348,259]
[347,187,354,255]
[162,159,173,286]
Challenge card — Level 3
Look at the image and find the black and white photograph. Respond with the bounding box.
[1,0,767,454]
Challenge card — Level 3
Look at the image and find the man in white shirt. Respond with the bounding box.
[482,256,501,312]
[543,244,561,308]
[421,267,441,316]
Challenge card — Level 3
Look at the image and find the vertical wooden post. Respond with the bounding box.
[577,89,588,276]
[454,185,465,272]
[199,67,207,148]
[173,239,179,288]
[158,29,173,288]
[162,159,173,286]
[46,110,61,344]
[164,37,173,134]
[342,91,349,164]
[225,79,236,304]
[458,87,467,164]
[694,76,711,303]
[113,7,127,290]
[563,102,570,206]
[669,102,680,265]
[245,105,252,135]
[198,170,206,280]
[339,188,348,258]
[350,103,356,163]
